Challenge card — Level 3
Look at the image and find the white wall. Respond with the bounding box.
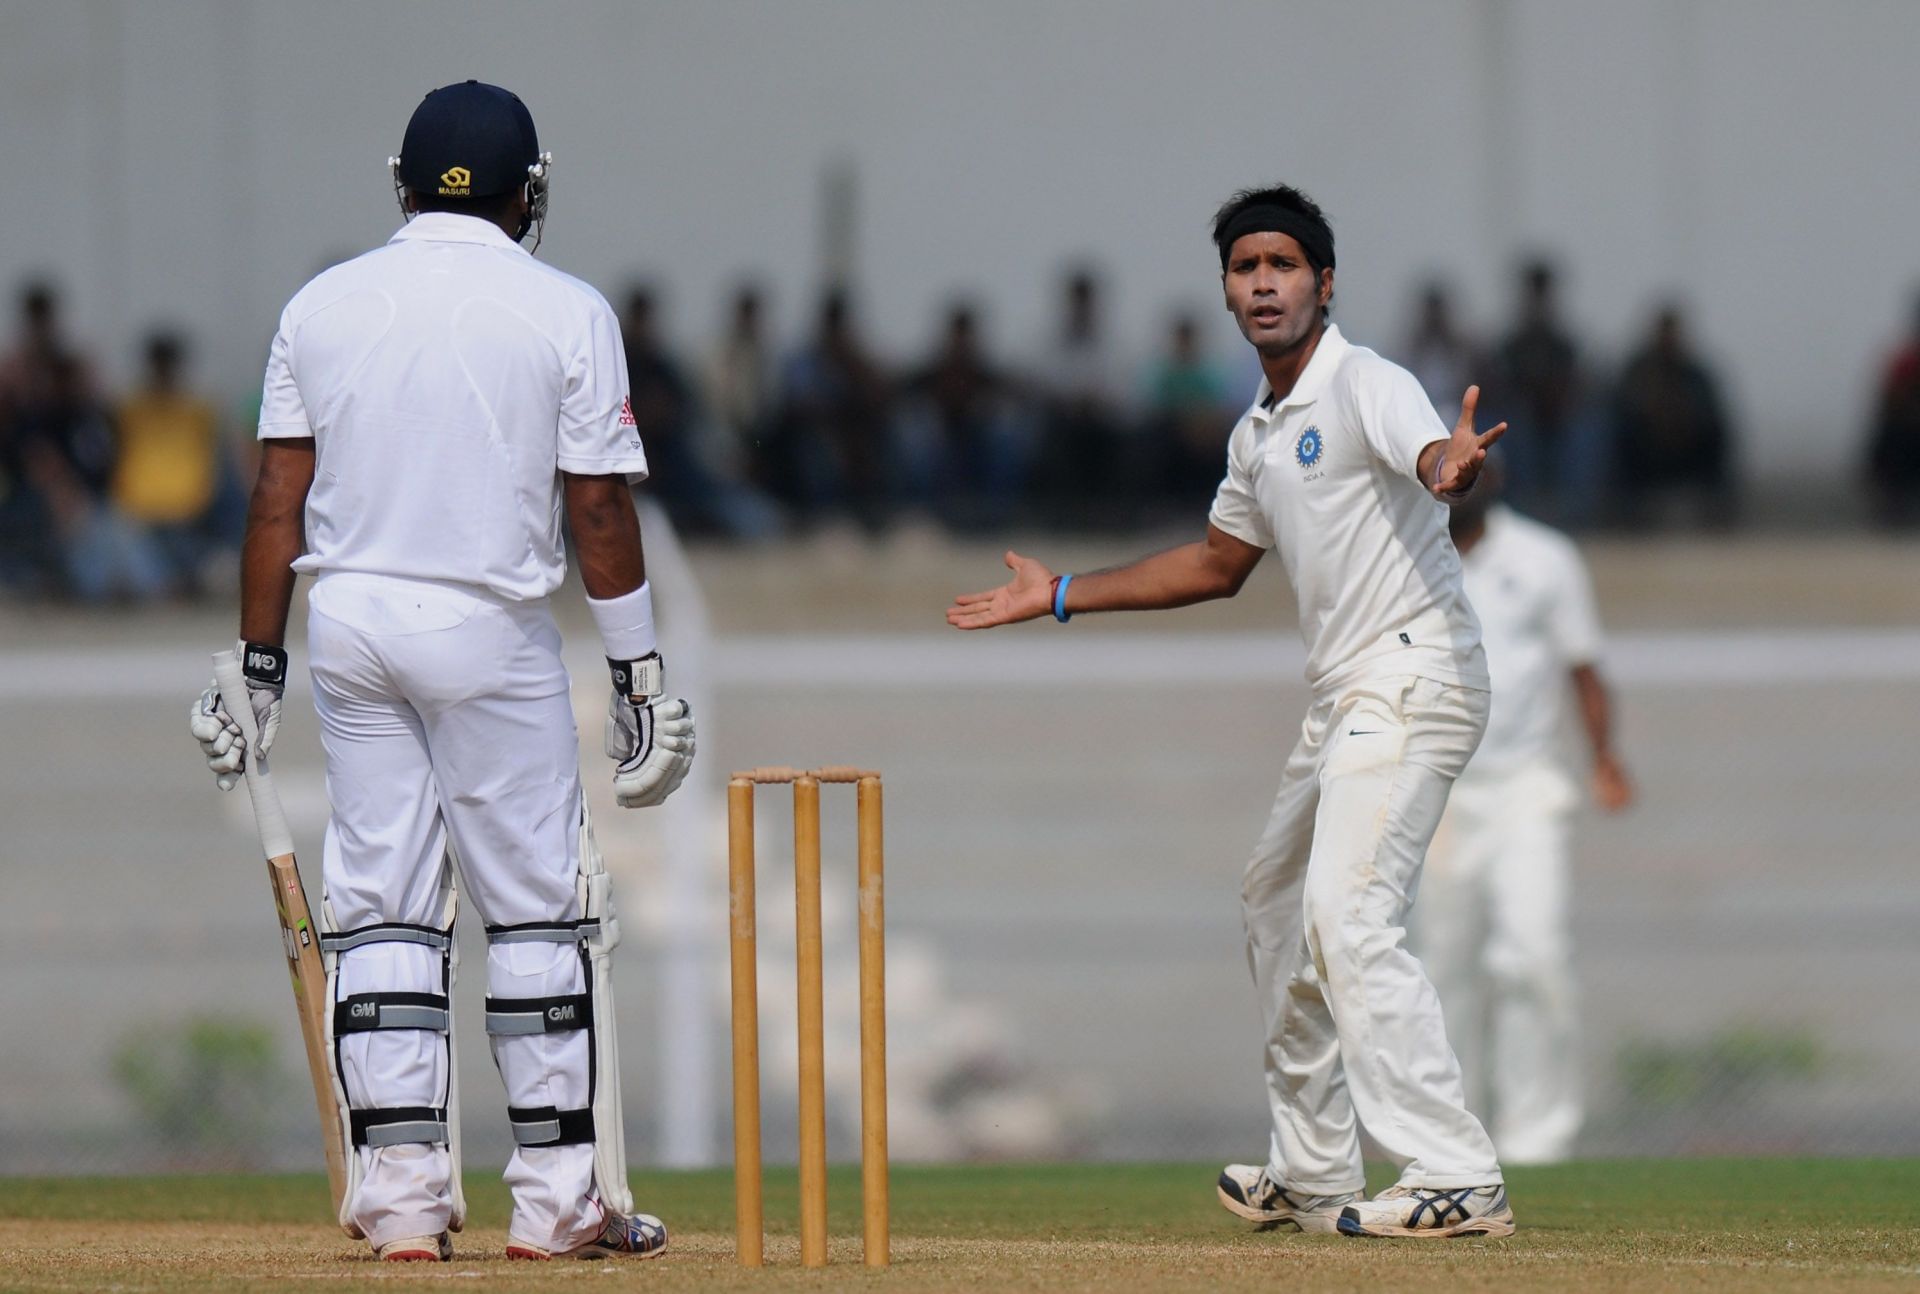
[5,0,1916,483]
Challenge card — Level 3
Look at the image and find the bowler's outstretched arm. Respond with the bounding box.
[946,523,1264,630]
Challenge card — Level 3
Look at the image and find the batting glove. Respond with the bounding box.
[604,653,696,808]
[189,640,286,790]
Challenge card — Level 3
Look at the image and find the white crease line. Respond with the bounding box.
[2,627,1918,699]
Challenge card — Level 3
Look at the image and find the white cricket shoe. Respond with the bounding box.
[506,1209,668,1261]
[1215,1163,1359,1233]
[1336,1183,1515,1237]
[376,1232,451,1262]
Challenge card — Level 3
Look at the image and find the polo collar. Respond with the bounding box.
[389,212,529,253]
[1251,323,1349,422]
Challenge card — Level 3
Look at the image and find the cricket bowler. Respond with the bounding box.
[189,81,692,1261]
[948,184,1514,1237]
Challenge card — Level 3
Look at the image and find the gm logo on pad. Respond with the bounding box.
[438,165,473,195]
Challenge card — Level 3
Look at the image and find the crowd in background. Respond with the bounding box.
[0,283,248,603]
[591,259,1920,540]
[6,263,1920,603]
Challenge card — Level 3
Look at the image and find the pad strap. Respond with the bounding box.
[485,991,592,1036]
[350,1105,449,1148]
[507,1104,595,1147]
[321,922,453,954]
[484,919,599,946]
[334,991,451,1035]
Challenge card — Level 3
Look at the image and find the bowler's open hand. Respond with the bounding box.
[1430,385,1508,498]
[947,550,1057,629]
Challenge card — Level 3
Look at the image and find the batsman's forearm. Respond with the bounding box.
[240,524,302,644]
[239,440,315,646]
[564,472,648,599]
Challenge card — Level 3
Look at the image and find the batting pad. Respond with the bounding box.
[480,805,632,1216]
[320,861,466,1236]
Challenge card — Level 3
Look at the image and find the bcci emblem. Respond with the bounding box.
[1295,426,1324,468]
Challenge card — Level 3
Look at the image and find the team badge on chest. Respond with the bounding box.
[1295,425,1324,468]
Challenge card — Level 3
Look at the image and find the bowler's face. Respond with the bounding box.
[1222,231,1330,354]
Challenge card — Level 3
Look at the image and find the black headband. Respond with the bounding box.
[1217,206,1335,272]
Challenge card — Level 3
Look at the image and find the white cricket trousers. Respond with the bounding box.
[1412,763,1582,1164]
[307,572,605,1254]
[1242,674,1502,1193]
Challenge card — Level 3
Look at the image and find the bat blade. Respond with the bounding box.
[211,649,351,1228]
[268,849,349,1218]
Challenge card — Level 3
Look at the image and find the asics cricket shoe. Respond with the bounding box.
[376,1232,452,1262]
[505,1209,668,1261]
[1336,1183,1515,1238]
[1216,1164,1359,1233]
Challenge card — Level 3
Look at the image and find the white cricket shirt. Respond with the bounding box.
[258,212,646,601]
[1209,323,1488,693]
[1457,505,1602,773]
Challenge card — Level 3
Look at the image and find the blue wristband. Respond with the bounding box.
[1053,573,1074,623]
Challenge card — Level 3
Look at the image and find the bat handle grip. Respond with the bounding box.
[213,649,296,860]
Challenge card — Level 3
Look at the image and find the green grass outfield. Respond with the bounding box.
[2,1160,1917,1292]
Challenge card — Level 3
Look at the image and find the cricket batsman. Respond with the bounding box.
[949,184,1514,1237]
[188,81,693,1261]
[1410,454,1633,1164]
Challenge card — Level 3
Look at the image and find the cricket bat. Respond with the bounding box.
[212,650,350,1224]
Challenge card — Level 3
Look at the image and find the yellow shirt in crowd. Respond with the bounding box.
[113,390,218,523]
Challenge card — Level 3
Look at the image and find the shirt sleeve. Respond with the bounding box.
[1546,538,1604,666]
[257,310,312,440]
[1207,421,1274,549]
[557,294,649,479]
[1358,359,1449,481]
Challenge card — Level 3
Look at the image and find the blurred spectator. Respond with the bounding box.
[621,286,776,540]
[0,282,157,599]
[774,288,894,534]
[1032,266,1136,528]
[0,281,95,416]
[704,285,777,489]
[1488,260,1608,526]
[1140,311,1234,516]
[898,301,1030,530]
[1865,290,1920,527]
[15,354,167,602]
[1401,281,1482,418]
[0,285,61,590]
[1612,305,1737,528]
[113,330,244,592]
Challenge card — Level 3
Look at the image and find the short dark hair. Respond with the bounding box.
[1211,184,1334,275]
[1211,184,1334,318]
[144,329,187,373]
[21,280,57,322]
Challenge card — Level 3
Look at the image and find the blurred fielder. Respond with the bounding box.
[189,81,693,1262]
[1410,456,1633,1164]
[950,184,1514,1237]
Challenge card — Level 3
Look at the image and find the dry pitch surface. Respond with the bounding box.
[3,1161,1918,1292]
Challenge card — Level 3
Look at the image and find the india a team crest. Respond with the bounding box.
[1295,425,1324,468]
